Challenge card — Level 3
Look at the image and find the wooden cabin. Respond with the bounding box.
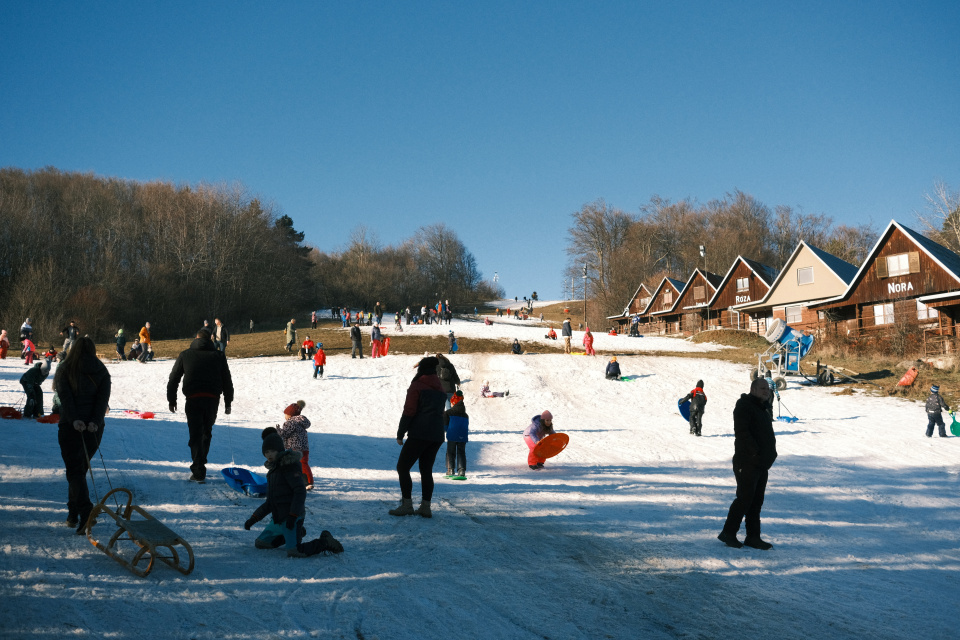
[707,257,779,333]
[735,241,858,332]
[809,220,960,354]
[640,277,686,334]
[670,269,724,334]
[607,283,653,333]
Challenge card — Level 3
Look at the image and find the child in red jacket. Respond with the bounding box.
[312,343,326,379]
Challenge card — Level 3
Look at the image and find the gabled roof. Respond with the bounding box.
[653,271,717,316]
[644,277,686,316]
[708,255,779,306]
[607,283,655,320]
[733,240,858,310]
[810,220,960,307]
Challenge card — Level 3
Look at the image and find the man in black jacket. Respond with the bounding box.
[719,378,778,550]
[350,322,363,359]
[167,329,234,483]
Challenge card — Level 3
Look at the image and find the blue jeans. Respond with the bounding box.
[214,339,225,354]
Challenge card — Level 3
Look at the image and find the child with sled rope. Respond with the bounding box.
[243,427,343,557]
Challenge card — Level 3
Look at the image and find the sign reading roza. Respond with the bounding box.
[735,295,751,304]
[888,281,914,295]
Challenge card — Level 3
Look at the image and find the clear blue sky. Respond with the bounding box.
[2,2,958,300]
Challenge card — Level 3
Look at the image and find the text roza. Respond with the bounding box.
[735,295,751,304]
[888,281,914,294]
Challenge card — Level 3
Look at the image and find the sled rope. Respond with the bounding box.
[82,431,121,511]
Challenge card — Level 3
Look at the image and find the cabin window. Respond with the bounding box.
[797,267,814,285]
[694,286,705,300]
[786,305,803,324]
[874,303,895,325]
[917,300,939,321]
[639,297,650,309]
[736,277,749,291]
[877,251,920,278]
[663,291,673,304]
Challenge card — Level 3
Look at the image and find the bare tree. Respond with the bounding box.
[918,180,960,252]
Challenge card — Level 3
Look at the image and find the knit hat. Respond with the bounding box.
[931,385,940,393]
[284,400,305,417]
[611,356,617,362]
[541,410,553,423]
[117,328,123,335]
[261,427,284,455]
[451,390,464,406]
[415,356,439,377]
[696,379,704,388]
[316,342,323,348]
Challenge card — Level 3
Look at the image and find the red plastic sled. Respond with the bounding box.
[897,366,918,387]
[533,432,569,459]
[0,407,23,420]
[37,414,60,423]
[383,337,391,356]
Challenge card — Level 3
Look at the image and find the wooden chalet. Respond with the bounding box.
[650,270,722,335]
[808,220,960,354]
[707,256,779,332]
[638,277,685,334]
[735,241,858,332]
[607,283,653,333]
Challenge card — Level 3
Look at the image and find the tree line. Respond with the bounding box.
[565,191,880,328]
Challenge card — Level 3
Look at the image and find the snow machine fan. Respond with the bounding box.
[752,318,815,389]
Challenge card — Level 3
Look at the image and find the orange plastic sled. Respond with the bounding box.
[897,366,918,387]
[383,337,391,355]
[0,407,23,420]
[532,432,569,459]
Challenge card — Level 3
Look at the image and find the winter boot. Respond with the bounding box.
[320,529,343,554]
[717,531,743,548]
[75,508,93,535]
[416,500,432,518]
[445,469,455,477]
[388,498,415,516]
[505,390,510,397]
[743,535,773,550]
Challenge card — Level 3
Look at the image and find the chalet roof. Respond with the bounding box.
[707,256,779,306]
[644,277,686,316]
[653,270,719,316]
[607,283,654,320]
[733,240,858,310]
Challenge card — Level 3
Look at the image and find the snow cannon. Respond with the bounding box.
[755,318,816,387]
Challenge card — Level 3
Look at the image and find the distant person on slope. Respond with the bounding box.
[444,390,469,479]
[925,384,951,438]
[480,380,508,398]
[680,380,707,436]
[582,327,595,356]
[561,318,572,354]
[605,357,621,381]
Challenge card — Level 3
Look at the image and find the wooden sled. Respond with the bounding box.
[85,487,195,577]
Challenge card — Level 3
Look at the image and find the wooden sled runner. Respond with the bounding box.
[85,487,195,577]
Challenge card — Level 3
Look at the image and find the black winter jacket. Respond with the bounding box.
[397,374,446,441]
[350,325,362,343]
[167,338,234,404]
[55,354,111,425]
[732,393,778,471]
[249,450,307,525]
[926,392,950,414]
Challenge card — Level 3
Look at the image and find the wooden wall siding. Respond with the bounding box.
[651,285,680,314]
[628,295,652,314]
[772,305,821,331]
[711,262,771,310]
[675,272,714,312]
[843,228,960,306]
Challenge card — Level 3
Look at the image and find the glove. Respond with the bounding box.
[169,401,177,413]
[285,514,297,530]
[224,404,231,415]
[244,518,255,531]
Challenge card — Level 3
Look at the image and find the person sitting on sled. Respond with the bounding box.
[480,380,509,398]
[511,339,522,355]
[544,328,557,340]
[524,410,556,470]
[243,427,342,557]
[605,356,621,380]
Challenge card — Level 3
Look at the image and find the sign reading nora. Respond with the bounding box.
[888,281,914,294]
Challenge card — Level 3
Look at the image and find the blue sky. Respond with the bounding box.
[2,2,958,300]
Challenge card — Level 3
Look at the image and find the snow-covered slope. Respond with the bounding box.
[1,321,956,639]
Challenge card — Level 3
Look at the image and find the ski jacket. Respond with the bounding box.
[583,332,594,347]
[139,326,151,345]
[22,338,35,353]
[682,387,707,412]
[115,332,127,349]
[511,341,522,355]
[19,323,33,340]
[167,337,235,405]
[371,325,382,343]
[250,450,307,525]
[562,320,572,337]
[54,353,111,426]
[732,393,778,471]
[605,362,621,378]
[279,415,311,451]
[302,339,315,351]
[926,392,950,415]
[313,349,326,366]
[444,402,469,443]
[435,355,460,394]
[0,330,8,348]
[350,325,362,343]
[20,360,51,386]
[285,322,297,342]
[397,374,446,442]
[523,415,555,443]
[61,325,80,340]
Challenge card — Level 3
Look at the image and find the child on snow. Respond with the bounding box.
[312,343,326,379]
[480,380,509,398]
[583,327,595,356]
[22,336,36,365]
[277,401,314,489]
[511,339,522,355]
[605,357,621,380]
[299,336,315,360]
[0,329,9,359]
[127,338,143,361]
[243,427,342,557]
[523,410,556,470]
[925,385,951,438]
[444,390,469,478]
[681,380,707,436]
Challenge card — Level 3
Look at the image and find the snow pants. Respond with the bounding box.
[722,465,769,538]
[21,382,43,418]
[689,410,703,436]
[312,363,324,378]
[371,339,381,358]
[926,413,947,437]
[396,438,443,501]
[255,519,304,551]
[24,351,34,365]
[525,435,545,466]
[0,344,6,359]
[300,449,314,486]
[185,396,219,481]
[58,420,104,522]
[445,441,466,474]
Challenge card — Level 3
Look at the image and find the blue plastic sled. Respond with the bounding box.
[221,467,268,497]
[678,398,691,422]
[776,415,799,423]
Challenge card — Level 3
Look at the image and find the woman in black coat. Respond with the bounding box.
[54,336,111,534]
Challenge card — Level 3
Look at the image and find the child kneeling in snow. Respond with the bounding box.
[480,380,509,398]
[523,410,555,470]
[243,427,342,557]
[277,400,314,489]
[444,390,469,478]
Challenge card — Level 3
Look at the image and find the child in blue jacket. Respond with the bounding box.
[444,390,469,478]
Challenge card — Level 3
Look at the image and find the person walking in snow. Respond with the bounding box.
[277,400,314,489]
[389,356,447,518]
[371,324,383,358]
[718,378,777,550]
[114,329,127,361]
[681,380,707,436]
[60,320,80,354]
[350,321,363,359]
[213,318,230,354]
[312,343,326,379]
[21,335,36,365]
[137,322,152,362]
[447,330,457,354]
[605,357,621,380]
[444,390,469,478]
[167,328,234,483]
[561,318,572,354]
[243,427,343,557]
[583,327,595,356]
[524,410,556,470]
[54,336,111,534]
[925,385,951,438]
[284,319,297,353]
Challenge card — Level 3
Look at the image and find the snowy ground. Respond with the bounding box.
[1,317,958,639]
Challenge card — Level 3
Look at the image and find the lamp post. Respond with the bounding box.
[699,245,709,331]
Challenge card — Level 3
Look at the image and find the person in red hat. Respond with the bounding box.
[277,400,313,489]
